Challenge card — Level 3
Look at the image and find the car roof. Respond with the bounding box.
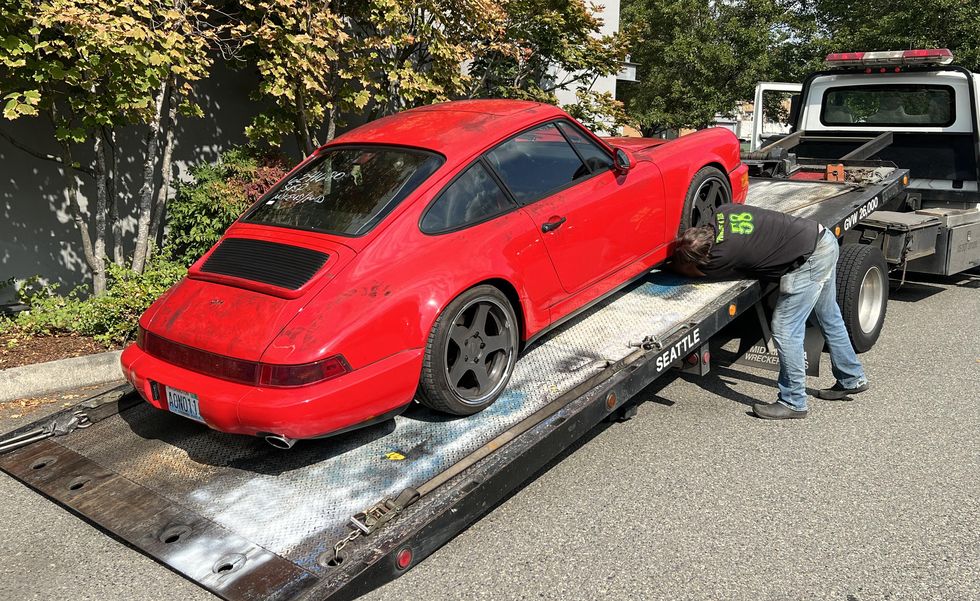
[326,100,567,158]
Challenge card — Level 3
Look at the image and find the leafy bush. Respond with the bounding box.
[0,147,288,349]
[3,255,186,346]
[165,146,290,266]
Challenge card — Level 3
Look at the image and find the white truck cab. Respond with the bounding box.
[750,49,980,276]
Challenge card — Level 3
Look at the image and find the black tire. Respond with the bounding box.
[678,166,733,234]
[417,285,519,415]
[836,244,888,353]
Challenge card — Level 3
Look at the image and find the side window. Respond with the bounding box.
[557,122,614,173]
[486,123,588,204]
[421,162,514,233]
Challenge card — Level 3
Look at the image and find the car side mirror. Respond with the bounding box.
[613,148,632,174]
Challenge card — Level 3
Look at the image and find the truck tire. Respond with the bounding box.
[678,166,732,234]
[836,244,888,353]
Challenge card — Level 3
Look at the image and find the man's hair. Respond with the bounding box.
[673,226,714,268]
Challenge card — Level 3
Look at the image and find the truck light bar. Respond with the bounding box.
[825,49,954,68]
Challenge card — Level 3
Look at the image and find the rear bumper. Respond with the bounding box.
[730,162,750,204]
[120,344,423,440]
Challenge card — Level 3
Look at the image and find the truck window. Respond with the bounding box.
[821,85,954,127]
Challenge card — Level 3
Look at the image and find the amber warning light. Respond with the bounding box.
[825,49,954,69]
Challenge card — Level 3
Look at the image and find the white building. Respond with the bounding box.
[553,0,622,108]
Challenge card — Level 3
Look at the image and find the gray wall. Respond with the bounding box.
[0,64,286,304]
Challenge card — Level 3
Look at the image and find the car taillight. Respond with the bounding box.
[259,356,351,388]
[139,329,351,387]
[825,48,953,68]
[141,329,259,385]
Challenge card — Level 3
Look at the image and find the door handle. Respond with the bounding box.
[541,216,567,233]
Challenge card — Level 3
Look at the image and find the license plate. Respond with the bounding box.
[165,386,204,422]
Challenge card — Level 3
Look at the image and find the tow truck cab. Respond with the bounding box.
[751,48,980,276]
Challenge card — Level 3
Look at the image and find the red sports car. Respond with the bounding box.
[121,100,747,447]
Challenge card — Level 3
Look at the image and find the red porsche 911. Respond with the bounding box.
[121,100,747,447]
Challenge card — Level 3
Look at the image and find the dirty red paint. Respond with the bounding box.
[121,100,747,441]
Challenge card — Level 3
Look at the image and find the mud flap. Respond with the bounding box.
[731,301,823,376]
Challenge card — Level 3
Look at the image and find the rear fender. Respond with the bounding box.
[644,128,743,234]
[261,209,557,370]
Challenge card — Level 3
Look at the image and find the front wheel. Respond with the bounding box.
[678,166,733,234]
[836,244,888,353]
[417,286,519,415]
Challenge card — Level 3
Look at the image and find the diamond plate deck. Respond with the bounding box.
[56,273,741,571]
[0,172,906,600]
[746,178,854,217]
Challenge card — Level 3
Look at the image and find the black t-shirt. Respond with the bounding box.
[700,205,820,281]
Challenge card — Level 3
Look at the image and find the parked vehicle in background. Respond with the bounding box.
[121,99,748,446]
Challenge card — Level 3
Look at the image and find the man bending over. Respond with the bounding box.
[671,205,869,419]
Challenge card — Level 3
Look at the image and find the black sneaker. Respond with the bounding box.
[815,381,870,401]
[753,401,808,420]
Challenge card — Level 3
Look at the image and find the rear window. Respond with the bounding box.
[244,146,443,236]
[821,85,954,127]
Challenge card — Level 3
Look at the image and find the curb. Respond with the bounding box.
[0,350,124,403]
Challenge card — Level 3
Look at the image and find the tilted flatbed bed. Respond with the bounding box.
[0,168,909,601]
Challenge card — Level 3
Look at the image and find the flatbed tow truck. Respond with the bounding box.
[0,156,910,600]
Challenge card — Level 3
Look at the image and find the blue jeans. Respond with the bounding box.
[771,229,867,411]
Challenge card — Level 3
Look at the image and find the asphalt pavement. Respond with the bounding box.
[1,271,978,601]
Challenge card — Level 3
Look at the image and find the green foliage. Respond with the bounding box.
[4,256,186,345]
[563,90,632,135]
[621,0,980,132]
[622,0,790,133]
[233,0,348,153]
[468,0,633,129]
[236,0,502,153]
[164,146,290,266]
[811,0,980,72]
[0,0,215,137]
[352,0,495,114]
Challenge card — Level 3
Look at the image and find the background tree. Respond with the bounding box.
[621,0,789,134]
[811,0,980,71]
[352,0,505,117]
[232,0,354,156]
[237,0,505,154]
[0,0,214,291]
[466,0,632,134]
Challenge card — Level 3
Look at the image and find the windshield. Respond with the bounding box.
[821,85,954,127]
[244,146,443,236]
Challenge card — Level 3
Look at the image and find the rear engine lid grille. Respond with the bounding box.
[200,238,328,290]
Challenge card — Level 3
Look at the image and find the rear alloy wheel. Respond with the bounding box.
[836,244,889,353]
[678,166,733,233]
[418,285,519,415]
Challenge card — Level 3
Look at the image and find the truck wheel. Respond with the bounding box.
[836,244,888,353]
[417,285,519,415]
[678,166,732,234]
